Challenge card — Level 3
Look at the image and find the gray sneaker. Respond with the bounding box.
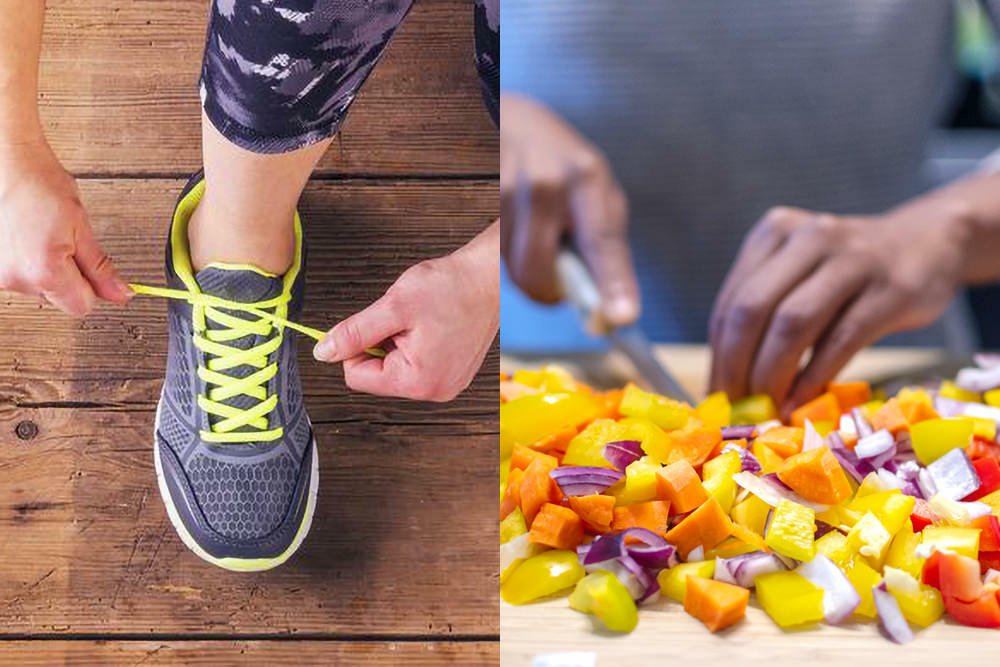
[153,174,317,571]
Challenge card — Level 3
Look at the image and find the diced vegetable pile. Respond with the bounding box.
[499,361,1000,641]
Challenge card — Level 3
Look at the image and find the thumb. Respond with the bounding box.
[74,220,132,305]
[314,293,405,363]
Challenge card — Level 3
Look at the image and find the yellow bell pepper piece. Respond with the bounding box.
[500,392,599,461]
[979,488,1000,517]
[884,519,924,579]
[500,507,528,544]
[730,394,777,425]
[754,571,824,628]
[815,530,854,569]
[620,417,671,464]
[704,537,759,559]
[696,391,731,429]
[500,457,511,496]
[812,420,835,437]
[958,415,997,441]
[702,450,741,513]
[891,584,944,628]
[985,388,1000,408]
[854,472,888,499]
[731,494,771,536]
[847,512,892,566]
[848,490,915,536]
[501,550,585,605]
[861,399,885,418]
[612,456,661,506]
[657,560,715,602]
[619,384,691,430]
[569,571,639,633]
[562,418,629,468]
[765,500,816,562]
[920,526,981,560]
[910,418,975,465]
[845,558,882,618]
[939,380,981,404]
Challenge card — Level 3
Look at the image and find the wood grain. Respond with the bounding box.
[39,0,498,177]
[0,179,499,635]
[0,640,498,665]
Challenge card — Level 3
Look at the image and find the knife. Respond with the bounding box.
[555,248,696,405]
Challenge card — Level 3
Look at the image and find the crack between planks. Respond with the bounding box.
[72,172,499,182]
[0,632,499,642]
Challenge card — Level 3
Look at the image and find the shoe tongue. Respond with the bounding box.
[195,263,283,303]
[194,263,284,440]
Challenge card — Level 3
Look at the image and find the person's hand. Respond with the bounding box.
[709,202,970,413]
[501,93,639,325]
[312,222,500,401]
[0,136,132,316]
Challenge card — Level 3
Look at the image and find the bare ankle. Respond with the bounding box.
[187,196,295,275]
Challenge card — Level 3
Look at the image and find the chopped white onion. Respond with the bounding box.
[855,429,895,459]
[732,471,830,513]
[839,413,858,438]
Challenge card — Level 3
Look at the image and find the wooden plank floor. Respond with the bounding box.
[0,1,498,664]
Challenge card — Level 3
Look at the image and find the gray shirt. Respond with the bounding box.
[501,0,997,350]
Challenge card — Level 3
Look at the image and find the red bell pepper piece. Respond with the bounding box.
[922,550,943,590]
[965,456,1000,501]
[967,435,1000,465]
[944,592,1000,628]
[970,515,1000,552]
[980,550,1000,574]
[937,551,985,602]
[910,498,936,533]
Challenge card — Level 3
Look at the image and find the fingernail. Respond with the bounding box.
[313,339,335,362]
[120,282,135,299]
[604,297,639,325]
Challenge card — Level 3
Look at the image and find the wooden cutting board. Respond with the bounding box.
[500,345,983,667]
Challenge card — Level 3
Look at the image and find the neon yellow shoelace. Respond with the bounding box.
[130,283,384,444]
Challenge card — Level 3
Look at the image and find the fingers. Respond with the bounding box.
[785,291,892,411]
[313,292,406,363]
[747,260,869,407]
[41,254,97,318]
[709,215,828,399]
[708,207,804,391]
[74,221,132,305]
[569,162,639,325]
[506,156,567,303]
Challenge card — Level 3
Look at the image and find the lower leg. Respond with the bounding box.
[188,111,332,275]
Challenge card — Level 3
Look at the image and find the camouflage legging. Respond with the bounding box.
[200,0,499,154]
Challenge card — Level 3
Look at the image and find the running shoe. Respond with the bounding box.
[153,173,317,571]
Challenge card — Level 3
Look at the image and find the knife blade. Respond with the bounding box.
[555,248,696,404]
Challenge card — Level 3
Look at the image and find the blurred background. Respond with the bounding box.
[502,0,1000,354]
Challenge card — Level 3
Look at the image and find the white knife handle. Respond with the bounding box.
[556,248,610,335]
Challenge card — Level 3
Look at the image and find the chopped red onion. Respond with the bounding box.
[687,545,705,561]
[895,432,914,453]
[838,413,858,438]
[900,480,924,499]
[797,553,861,625]
[965,501,993,519]
[722,443,762,474]
[873,582,914,644]
[975,353,1000,369]
[855,429,895,459]
[877,468,903,490]
[732,472,830,512]
[917,468,939,498]
[896,460,920,480]
[621,528,678,569]
[721,425,757,440]
[602,440,643,471]
[619,551,659,602]
[583,533,625,565]
[934,396,1000,425]
[869,443,899,470]
[582,558,646,600]
[717,551,788,588]
[831,446,874,484]
[926,447,981,500]
[956,364,1000,394]
[550,466,625,496]
[851,407,874,438]
[757,419,782,434]
[826,430,847,451]
[802,419,823,451]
